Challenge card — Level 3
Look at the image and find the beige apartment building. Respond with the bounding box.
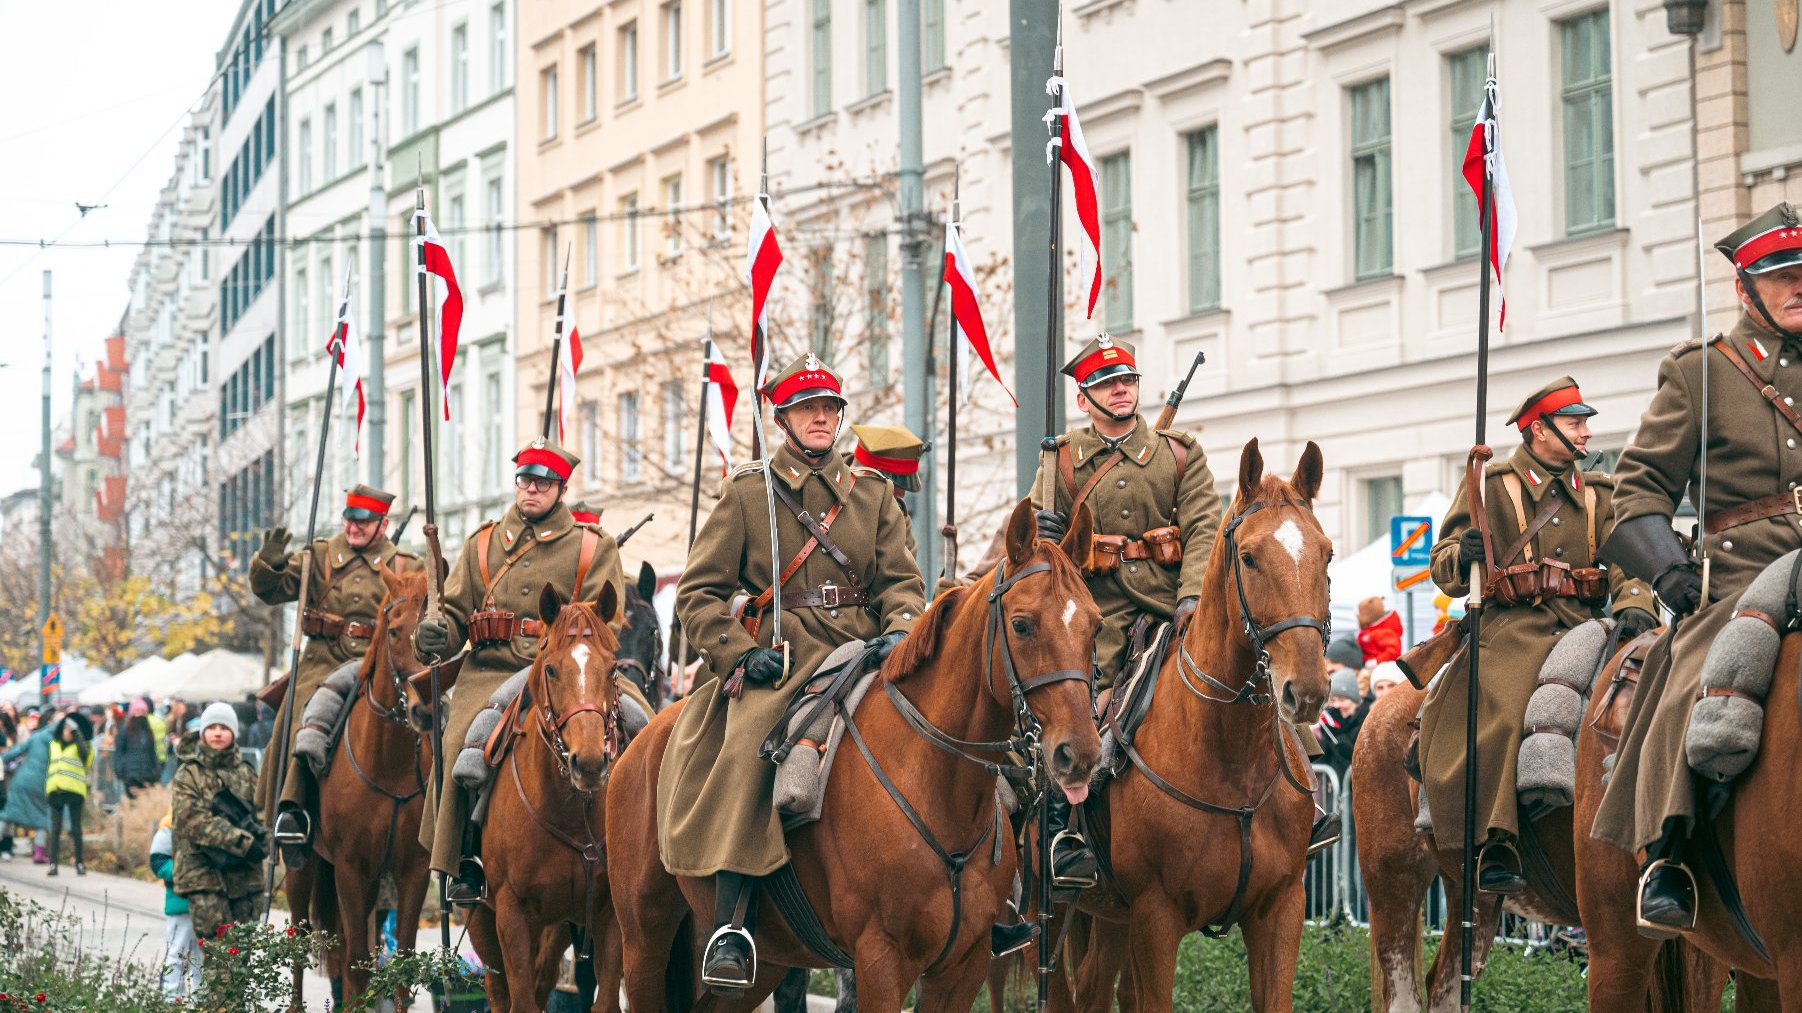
[517,0,763,572]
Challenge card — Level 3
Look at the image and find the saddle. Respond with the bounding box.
[760,640,884,829]
[452,668,650,812]
[294,660,364,777]
[1097,617,1179,777]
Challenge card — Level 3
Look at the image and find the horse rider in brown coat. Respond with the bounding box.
[252,484,420,864]
[412,437,627,905]
[1418,377,1655,895]
[1593,202,1802,934]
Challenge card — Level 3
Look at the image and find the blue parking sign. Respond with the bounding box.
[1390,515,1434,568]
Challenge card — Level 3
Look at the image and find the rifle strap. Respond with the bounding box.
[573,529,602,601]
[1059,433,1188,520]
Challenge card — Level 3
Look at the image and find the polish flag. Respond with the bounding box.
[556,316,584,444]
[944,219,1015,405]
[1046,75,1102,319]
[744,195,784,389]
[703,339,739,473]
[416,209,465,418]
[1461,69,1518,330]
[326,269,366,453]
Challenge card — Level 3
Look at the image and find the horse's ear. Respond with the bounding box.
[1059,502,1095,569]
[1004,498,1036,569]
[375,557,402,598]
[598,581,620,625]
[1290,441,1324,502]
[539,583,566,627]
[635,561,657,603]
[1237,438,1264,503]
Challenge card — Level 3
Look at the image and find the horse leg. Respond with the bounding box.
[1577,840,1670,1012]
[468,903,512,1013]
[770,967,810,1012]
[1117,897,1184,1013]
[531,923,570,1011]
[1732,971,1783,1012]
[332,867,381,1005]
[914,944,992,1013]
[1359,842,1434,1013]
[984,953,1012,1013]
[591,909,625,1013]
[1239,880,1306,1013]
[1072,916,1126,1012]
[1422,894,1501,1013]
[281,863,313,1013]
[493,891,546,1013]
[391,858,432,1010]
[847,935,913,1013]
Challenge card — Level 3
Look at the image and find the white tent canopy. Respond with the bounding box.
[166,649,276,703]
[76,654,175,705]
[0,654,112,707]
[1327,491,1455,652]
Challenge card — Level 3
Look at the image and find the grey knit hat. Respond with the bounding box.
[198,701,240,741]
[1324,636,1363,670]
[1328,668,1361,702]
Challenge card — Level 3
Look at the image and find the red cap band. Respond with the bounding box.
[1073,345,1137,385]
[345,493,391,515]
[1518,386,1584,431]
[769,368,843,407]
[570,509,601,524]
[516,447,574,480]
[1732,225,1802,270]
[854,445,920,475]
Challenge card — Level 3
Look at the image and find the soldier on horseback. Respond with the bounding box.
[657,355,927,992]
[1417,377,1655,895]
[411,437,627,905]
[1593,203,1802,934]
[253,484,421,864]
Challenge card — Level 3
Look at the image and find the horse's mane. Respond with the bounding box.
[544,599,621,654]
[882,539,1088,684]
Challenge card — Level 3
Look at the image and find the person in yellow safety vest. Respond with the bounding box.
[45,715,95,877]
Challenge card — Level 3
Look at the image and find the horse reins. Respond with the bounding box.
[340,592,429,885]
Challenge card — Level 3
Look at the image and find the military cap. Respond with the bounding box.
[850,424,924,492]
[569,502,602,525]
[761,352,847,410]
[514,436,580,482]
[342,484,397,521]
[1506,375,1596,433]
[1716,202,1802,275]
[1061,334,1140,389]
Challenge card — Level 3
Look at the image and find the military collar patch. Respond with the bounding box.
[1750,336,1770,362]
[1135,444,1151,463]
[334,551,345,566]
[786,465,801,480]
[1525,468,1541,487]
[502,527,517,547]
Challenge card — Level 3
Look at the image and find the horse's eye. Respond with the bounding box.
[1010,617,1033,636]
[544,665,557,680]
[1240,551,1257,570]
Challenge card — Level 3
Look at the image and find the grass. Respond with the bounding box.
[82,785,172,881]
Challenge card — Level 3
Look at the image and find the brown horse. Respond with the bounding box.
[1574,628,1802,1009]
[607,497,1104,1012]
[467,583,627,1013]
[1060,439,1331,1013]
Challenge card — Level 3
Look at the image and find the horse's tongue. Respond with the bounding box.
[1062,783,1090,805]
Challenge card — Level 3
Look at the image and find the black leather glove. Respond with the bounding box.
[256,526,292,569]
[738,647,786,687]
[1613,607,1658,641]
[243,830,268,865]
[1173,597,1199,624]
[1457,528,1486,569]
[1035,509,1067,542]
[414,615,452,659]
[1653,565,1703,618]
[867,631,906,661]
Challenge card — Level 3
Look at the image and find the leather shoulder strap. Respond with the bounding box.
[475,525,495,590]
[1584,482,1599,561]
[1165,435,1189,488]
[1069,450,1127,522]
[1057,443,1075,507]
[572,529,602,601]
[1496,476,1563,567]
[747,476,858,621]
[1713,337,1802,438]
[309,541,336,606]
[771,476,862,588]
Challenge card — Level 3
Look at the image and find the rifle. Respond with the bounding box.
[614,513,654,547]
[389,505,419,543]
[1154,350,1206,432]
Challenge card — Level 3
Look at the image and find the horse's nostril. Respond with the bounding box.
[1053,742,1076,774]
[1281,683,1298,712]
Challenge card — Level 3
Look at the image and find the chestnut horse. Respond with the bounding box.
[607,497,1105,1012]
[1061,439,1331,1013]
[468,583,627,1013]
[1573,630,1802,1009]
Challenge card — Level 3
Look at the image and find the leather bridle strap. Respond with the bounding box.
[1223,500,1331,654]
[984,559,1094,708]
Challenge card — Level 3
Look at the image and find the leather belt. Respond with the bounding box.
[469,610,545,646]
[781,582,871,611]
[1488,583,1606,608]
[1703,488,1802,536]
[301,609,373,640]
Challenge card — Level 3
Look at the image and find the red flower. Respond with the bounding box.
[285,926,297,937]
[217,922,232,938]
[228,946,240,955]
[32,995,43,1004]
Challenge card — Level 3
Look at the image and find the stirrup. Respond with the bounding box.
[272,809,311,846]
[1477,840,1526,896]
[1307,810,1342,856]
[445,858,487,906]
[1634,859,1698,938]
[700,924,757,992]
[1050,829,1098,889]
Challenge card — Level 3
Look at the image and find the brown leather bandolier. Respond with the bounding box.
[298,545,375,640]
[1057,433,1190,576]
[467,525,604,645]
[738,473,865,639]
[1703,337,1802,535]
[1483,471,1606,607]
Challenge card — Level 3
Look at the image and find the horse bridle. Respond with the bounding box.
[530,618,625,786]
[611,614,665,704]
[365,593,427,729]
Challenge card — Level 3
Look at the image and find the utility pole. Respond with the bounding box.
[38,271,53,663]
[1010,0,1062,496]
[897,0,937,579]
[365,40,389,486]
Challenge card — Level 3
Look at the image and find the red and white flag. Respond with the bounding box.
[1461,69,1518,330]
[416,208,465,419]
[744,195,784,389]
[1047,75,1102,319]
[944,219,1016,405]
[326,267,366,453]
[703,339,739,473]
[556,315,584,444]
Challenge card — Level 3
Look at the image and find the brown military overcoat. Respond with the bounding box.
[1419,444,1650,844]
[1029,416,1221,683]
[250,531,420,810]
[418,501,626,875]
[658,440,925,878]
[1594,314,1802,852]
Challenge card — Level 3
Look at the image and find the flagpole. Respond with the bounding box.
[542,244,573,439]
[261,271,347,919]
[670,318,715,705]
[1034,18,1067,516]
[751,138,787,669]
[937,173,959,584]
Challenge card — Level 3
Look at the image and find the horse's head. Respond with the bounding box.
[615,561,664,705]
[372,564,431,715]
[532,582,623,793]
[1213,438,1334,725]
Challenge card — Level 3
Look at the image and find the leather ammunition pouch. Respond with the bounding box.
[469,610,545,646]
[300,608,346,639]
[1088,534,1128,576]
[1485,560,1608,608]
[1143,525,1183,567]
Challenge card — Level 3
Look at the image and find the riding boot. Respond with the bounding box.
[990,899,1038,958]
[1048,793,1097,889]
[273,802,312,870]
[446,821,486,906]
[701,872,757,994]
[1636,822,1695,938]
[1477,835,1527,896]
[1307,806,1342,856]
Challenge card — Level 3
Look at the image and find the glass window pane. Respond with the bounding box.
[1101,151,1133,329]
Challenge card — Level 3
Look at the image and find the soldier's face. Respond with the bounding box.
[342,515,384,549]
[1531,416,1590,465]
[1741,266,1802,332]
[780,398,842,453]
[514,475,564,519]
[1077,375,1139,421]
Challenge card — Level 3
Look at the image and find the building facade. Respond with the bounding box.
[54,330,130,580]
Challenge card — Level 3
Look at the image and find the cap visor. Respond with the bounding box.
[774,388,847,410]
[1078,364,1141,388]
[342,508,381,521]
[1549,401,1598,418]
[1746,248,1802,274]
[516,464,564,480]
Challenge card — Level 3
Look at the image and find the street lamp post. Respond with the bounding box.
[365,40,389,488]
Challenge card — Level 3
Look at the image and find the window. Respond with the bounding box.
[541,64,559,140]
[399,390,415,506]
[349,88,365,168]
[864,234,889,383]
[709,156,731,240]
[293,266,309,358]
[709,0,730,58]
[922,0,945,71]
[864,0,886,96]
[621,193,640,270]
[402,47,420,135]
[580,401,601,485]
[447,190,467,272]
[580,44,597,120]
[483,370,504,487]
[322,27,333,52]
[347,9,359,35]
[298,118,312,191]
[1561,9,1614,235]
[1350,77,1393,281]
[811,0,831,116]
[489,2,507,93]
[809,247,834,361]
[583,215,598,286]
[1184,128,1220,313]
[1363,475,1404,543]
[451,22,469,113]
[619,393,642,482]
[323,103,337,179]
[664,174,684,256]
[1100,151,1133,330]
[484,173,504,285]
[318,254,333,341]
[297,44,308,71]
[543,227,560,297]
[663,2,684,81]
[620,22,639,100]
[446,381,464,498]
[662,380,685,471]
[1448,47,1487,259]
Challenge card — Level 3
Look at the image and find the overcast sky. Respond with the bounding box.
[0,0,243,500]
